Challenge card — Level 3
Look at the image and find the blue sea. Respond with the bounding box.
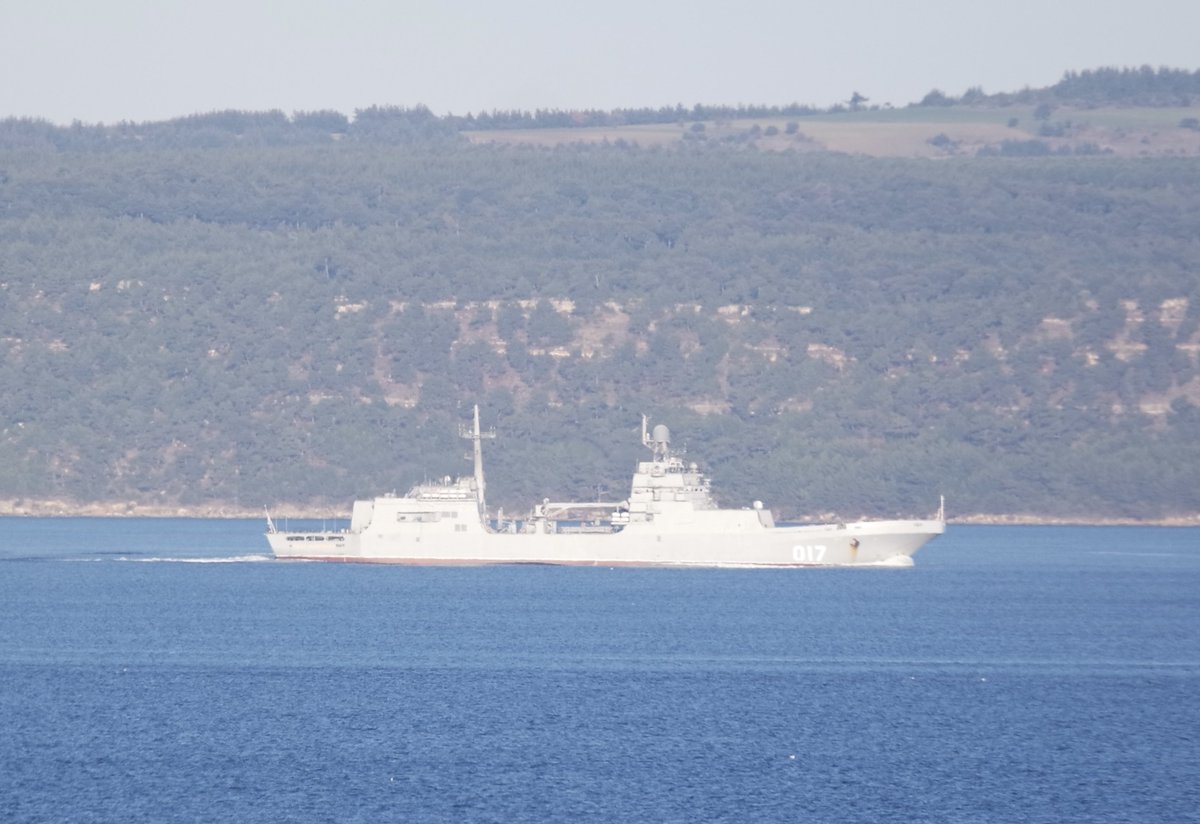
[1,520,1198,823]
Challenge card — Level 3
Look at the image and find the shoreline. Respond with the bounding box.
[0,499,348,520]
[1,499,1198,527]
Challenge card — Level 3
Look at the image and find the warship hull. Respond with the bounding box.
[267,518,943,567]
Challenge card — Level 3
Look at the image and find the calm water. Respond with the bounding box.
[1,520,1198,823]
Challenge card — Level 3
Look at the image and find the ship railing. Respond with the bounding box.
[411,488,476,500]
[557,524,623,534]
[539,500,629,520]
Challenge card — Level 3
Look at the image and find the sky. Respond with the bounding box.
[3,0,1198,125]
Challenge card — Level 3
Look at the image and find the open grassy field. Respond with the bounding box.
[465,105,1200,157]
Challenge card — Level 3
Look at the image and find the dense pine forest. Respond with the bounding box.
[2,69,1199,521]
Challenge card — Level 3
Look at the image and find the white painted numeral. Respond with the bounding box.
[792,544,827,563]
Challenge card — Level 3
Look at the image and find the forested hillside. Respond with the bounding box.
[2,102,1199,520]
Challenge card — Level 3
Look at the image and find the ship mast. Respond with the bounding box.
[462,404,495,518]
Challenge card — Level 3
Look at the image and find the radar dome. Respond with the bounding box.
[652,424,671,444]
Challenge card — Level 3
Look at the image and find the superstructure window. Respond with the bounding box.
[397,512,443,523]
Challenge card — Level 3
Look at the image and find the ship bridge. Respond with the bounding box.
[627,420,720,516]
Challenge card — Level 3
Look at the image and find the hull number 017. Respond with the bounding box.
[792,544,827,563]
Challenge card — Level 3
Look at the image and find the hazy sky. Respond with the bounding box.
[4,0,1198,125]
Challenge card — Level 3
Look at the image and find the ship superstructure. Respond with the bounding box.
[266,406,944,566]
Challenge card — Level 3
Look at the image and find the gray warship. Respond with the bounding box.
[266,406,945,566]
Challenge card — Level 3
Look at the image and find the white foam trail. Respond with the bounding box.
[868,555,916,567]
[121,554,274,563]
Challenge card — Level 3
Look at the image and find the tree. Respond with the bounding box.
[919,89,953,106]
[526,301,573,347]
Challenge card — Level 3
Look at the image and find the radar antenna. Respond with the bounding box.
[641,415,672,461]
